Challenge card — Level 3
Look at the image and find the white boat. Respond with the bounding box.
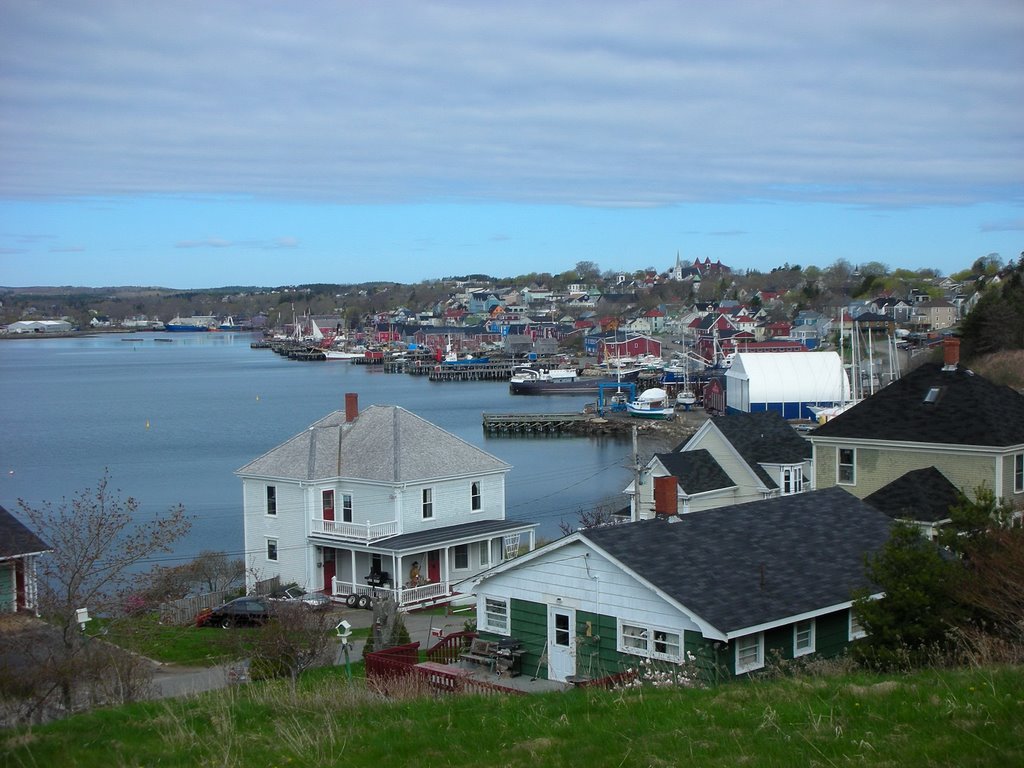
[323,347,366,361]
[626,388,676,420]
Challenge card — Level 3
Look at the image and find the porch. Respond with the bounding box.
[310,518,399,543]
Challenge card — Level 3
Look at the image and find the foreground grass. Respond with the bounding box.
[3,664,1021,767]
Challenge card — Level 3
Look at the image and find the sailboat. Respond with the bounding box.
[676,364,697,411]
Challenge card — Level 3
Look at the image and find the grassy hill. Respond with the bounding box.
[3,663,1021,767]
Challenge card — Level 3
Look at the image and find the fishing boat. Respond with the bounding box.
[626,387,676,420]
[509,365,641,395]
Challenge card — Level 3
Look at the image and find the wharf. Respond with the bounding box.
[483,412,591,434]
[483,410,708,440]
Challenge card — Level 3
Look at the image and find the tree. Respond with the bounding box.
[852,522,962,670]
[249,603,339,692]
[16,471,192,714]
[574,260,601,283]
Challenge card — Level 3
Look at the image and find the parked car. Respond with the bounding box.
[267,585,332,611]
[196,597,271,629]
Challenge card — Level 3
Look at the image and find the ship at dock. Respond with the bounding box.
[509,364,641,395]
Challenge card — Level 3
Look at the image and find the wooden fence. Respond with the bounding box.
[158,574,281,625]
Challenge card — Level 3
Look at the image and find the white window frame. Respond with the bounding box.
[266,485,277,516]
[321,489,334,517]
[480,595,510,635]
[479,540,490,567]
[1014,453,1023,494]
[849,610,866,641]
[837,448,856,485]
[793,619,815,657]
[266,538,278,562]
[453,544,469,570]
[422,487,433,519]
[617,619,683,662]
[471,480,482,511]
[735,632,764,674]
[341,493,353,523]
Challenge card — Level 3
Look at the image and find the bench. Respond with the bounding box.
[459,638,497,668]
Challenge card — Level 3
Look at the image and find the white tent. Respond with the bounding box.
[726,352,850,419]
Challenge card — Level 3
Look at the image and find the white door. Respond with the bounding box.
[547,604,576,682]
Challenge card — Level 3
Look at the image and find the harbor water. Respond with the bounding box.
[0,332,635,565]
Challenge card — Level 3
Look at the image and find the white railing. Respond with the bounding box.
[311,518,400,542]
[331,577,449,608]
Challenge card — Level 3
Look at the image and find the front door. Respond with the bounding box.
[427,550,441,584]
[321,549,336,594]
[547,604,576,682]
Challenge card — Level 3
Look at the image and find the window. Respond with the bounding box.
[618,621,683,661]
[422,488,433,519]
[341,493,353,523]
[837,448,855,485]
[620,623,648,653]
[481,596,509,634]
[849,610,866,641]
[453,544,469,570]
[266,485,277,515]
[735,633,764,674]
[266,538,278,561]
[479,540,490,567]
[322,490,334,517]
[1015,454,1023,494]
[471,481,482,511]
[794,619,815,656]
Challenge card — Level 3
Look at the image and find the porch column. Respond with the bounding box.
[443,548,450,591]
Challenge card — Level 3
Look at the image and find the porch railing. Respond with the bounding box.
[331,577,451,608]
[364,640,525,698]
[310,518,400,542]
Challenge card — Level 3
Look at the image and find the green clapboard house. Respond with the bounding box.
[458,486,891,684]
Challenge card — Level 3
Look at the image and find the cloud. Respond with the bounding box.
[979,219,1024,233]
[49,245,85,253]
[0,1,1021,209]
[175,238,232,249]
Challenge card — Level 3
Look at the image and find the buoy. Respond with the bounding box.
[146,420,150,429]
[256,395,260,401]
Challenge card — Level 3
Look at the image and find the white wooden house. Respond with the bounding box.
[237,393,537,609]
[0,505,50,614]
[626,411,813,519]
[459,487,889,684]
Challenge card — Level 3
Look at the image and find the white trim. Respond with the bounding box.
[849,609,867,641]
[1014,453,1023,494]
[478,594,510,635]
[722,597,882,641]
[793,619,815,657]
[266,537,278,561]
[837,447,856,485]
[735,632,764,674]
[616,618,684,663]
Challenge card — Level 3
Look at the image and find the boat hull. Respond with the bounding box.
[164,324,211,332]
[511,374,639,396]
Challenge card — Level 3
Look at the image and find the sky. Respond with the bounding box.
[1,0,1022,289]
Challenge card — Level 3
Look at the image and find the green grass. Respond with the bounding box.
[96,613,259,666]
[3,664,1022,767]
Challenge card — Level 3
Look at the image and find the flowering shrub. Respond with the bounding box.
[618,651,701,690]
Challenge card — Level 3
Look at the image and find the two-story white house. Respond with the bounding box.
[237,393,537,609]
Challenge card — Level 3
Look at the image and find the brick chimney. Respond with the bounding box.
[654,476,678,517]
[345,392,359,422]
[942,337,960,371]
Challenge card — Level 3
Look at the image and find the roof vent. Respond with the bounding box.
[923,386,942,404]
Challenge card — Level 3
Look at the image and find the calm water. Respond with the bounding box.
[0,333,633,563]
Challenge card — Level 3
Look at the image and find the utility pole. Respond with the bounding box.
[631,425,641,522]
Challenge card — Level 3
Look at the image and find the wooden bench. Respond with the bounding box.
[459,638,497,668]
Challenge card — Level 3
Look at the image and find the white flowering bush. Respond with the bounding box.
[617,651,701,690]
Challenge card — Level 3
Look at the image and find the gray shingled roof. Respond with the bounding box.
[581,487,891,635]
[811,362,1024,446]
[864,467,961,523]
[236,405,510,482]
[0,504,51,558]
[657,450,735,495]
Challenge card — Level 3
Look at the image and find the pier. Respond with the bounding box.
[482,412,592,434]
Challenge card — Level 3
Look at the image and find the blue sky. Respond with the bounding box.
[1,1,1021,288]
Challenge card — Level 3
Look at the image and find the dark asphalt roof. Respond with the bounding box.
[811,363,1024,446]
[0,505,50,559]
[657,450,735,495]
[311,518,536,554]
[581,487,891,635]
[864,467,962,523]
